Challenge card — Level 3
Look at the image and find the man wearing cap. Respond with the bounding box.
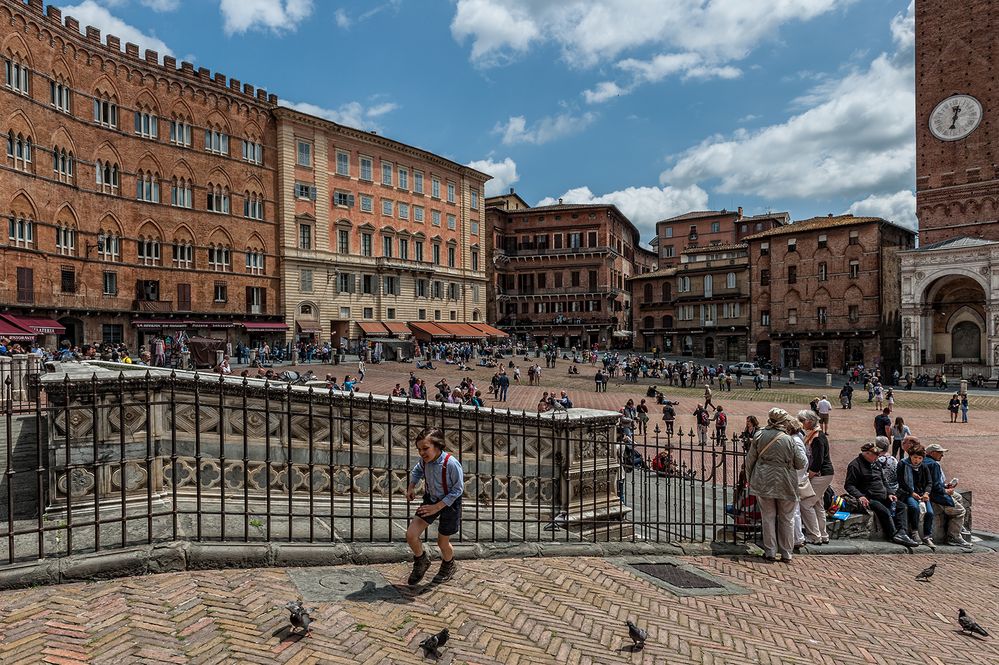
[844,442,920,547]
[815,395,832,434]
[924,444,973,549]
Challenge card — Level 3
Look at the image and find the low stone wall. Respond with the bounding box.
[39,362,625,540]
[827,491,973,542]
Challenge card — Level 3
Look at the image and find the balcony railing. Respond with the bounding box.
[134,299,173,312]
[0,288,132,311]
[502,245,611,258]
[498,316,616,328]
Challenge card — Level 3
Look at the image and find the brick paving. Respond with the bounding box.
[284,359,999,533]
[1,553,996,664]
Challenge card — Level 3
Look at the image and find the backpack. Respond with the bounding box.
[698,410,710,426]
[717,412,727,428]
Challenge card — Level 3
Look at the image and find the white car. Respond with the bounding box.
[727,362,760,374]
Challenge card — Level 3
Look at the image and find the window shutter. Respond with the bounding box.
[309,186,317,201]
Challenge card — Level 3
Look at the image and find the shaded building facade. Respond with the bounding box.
[486,199,643,349]
[1,1,281,350]
[746,215,914,373]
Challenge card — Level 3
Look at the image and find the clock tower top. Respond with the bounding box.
[915,0,999,245]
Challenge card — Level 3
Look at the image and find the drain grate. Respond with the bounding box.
[629,563,724,589]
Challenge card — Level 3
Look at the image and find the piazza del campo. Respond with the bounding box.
[0,1,997,663]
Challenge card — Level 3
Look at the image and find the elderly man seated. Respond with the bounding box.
[844,441,920,547]
[924,443,973,549]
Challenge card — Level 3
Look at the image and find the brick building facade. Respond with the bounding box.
[1,0,282,351]
[898,0,999,379]
[274,108,490,348]
[746,215,914,373]
[486,199,646,349]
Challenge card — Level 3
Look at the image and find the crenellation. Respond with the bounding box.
[180,61,194,73]
[106,35,119,51]
[64,17,78,32]
[125,42,139,58]
[163,55,176,69]
[84,25,99,42]
[197,66,209,79]
[27,0,42,12]
[268,93,277,104]
[144,49,158,64]
[45,4,59,20]
[256,89,267,101]
[214,72,225,85]
[244,83,254,96]
[229,78,240,92]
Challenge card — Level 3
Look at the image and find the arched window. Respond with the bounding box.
[50,77,71,112]
[208,243,231,271]
[206,183,230,214]
[171,177,192,208]
[135,170,160,202]
[643,316,654,329]
[4,56,30,94]
[133,105,158,139]
[93,93,118,127]
[245,247,265,274]
[6,131,32,171]
[172,239,193,268]
[643,283,653,302]
[169,114,192,147]
[55,223,76,256]
[7,214,34,247]
[99,228,121,261]
[204,125,229,155]
[662,281,672,301]
[726,272,736,289]
[243,191,263,220]
[52,146,74,182]
[95,159,120,193]
[137,235,161,265]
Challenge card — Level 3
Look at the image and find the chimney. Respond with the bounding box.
[738,206,743,218]
[509,187,514,194]
[558,198,563,205]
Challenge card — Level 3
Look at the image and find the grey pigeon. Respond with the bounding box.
[419,627,449,658]
[285,600,315,635]
[626,620,647,650]
[958,609,989,637]
[915,563,936,582]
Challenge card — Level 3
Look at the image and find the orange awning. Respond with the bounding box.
[383,321,411,336]
[408,321,453,338]
[357,321,390,336]
[469,323,509,337]
[440,323,488,338]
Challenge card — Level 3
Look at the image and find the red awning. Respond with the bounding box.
[296,320,323,334]
[383,321,411,336]
[6,315,66,335]
[440,323,488,339]
[408,321,453,338]
[357,321,390,336]
[132,319,191,330]
[0,315,38,341]
[469,323,509,338]
[242,322,289,331]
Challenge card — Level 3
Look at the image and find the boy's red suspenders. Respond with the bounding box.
[424,453,451,499]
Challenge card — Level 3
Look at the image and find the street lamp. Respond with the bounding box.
[85,231,107,257]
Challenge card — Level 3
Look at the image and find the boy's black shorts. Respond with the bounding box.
[417,494,462,536]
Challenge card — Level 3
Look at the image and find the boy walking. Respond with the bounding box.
[406,427,465,585]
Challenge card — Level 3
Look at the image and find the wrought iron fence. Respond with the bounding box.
[0,364,752,567]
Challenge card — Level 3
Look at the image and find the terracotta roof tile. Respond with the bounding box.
[741,215,899,241]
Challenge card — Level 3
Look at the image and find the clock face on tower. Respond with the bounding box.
[929,94,983,141]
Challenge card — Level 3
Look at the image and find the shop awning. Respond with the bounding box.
[187,320,236,329]
[0,315,38,341]
[357,321,390,336]
[5,315,66,335]
[408,321,453,338]
[469,323,509,338]
[296,320,323,334]
[242,322,289,331]
[441,323,488,339]
[132,319,190,330]
[383,321,411,336]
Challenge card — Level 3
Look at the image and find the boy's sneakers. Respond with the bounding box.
[431,559,457,584]
[408,552,431,585]
[946,537,974,550]
[921,536,936,549]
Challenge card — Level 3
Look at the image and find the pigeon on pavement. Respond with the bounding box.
[419,627,450,658]
[626,620,648,650]
[285,600,315,636]
[915,564,936,582]
[958,609,989,637]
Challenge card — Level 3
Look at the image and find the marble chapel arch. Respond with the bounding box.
[901,0,999,379]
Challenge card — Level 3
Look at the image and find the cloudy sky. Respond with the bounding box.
[60,0,916,242]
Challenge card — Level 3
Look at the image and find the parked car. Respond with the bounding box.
[727,362,761,374]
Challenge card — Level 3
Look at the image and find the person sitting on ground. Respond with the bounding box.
[897,443,936,549]
[538,392,551,413]
[557,390,573,409]
[844,441,919,547]
[215,355,232,375]
[923,443,973,549]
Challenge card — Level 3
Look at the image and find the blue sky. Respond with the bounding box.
[61,0,917,243]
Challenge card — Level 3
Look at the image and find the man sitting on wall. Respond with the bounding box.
[844,441,920,547]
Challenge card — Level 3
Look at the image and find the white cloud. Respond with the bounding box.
[59,2,174,56]
[219,0,313,35]
[280,99,399,132]
[582,81,625,105]
[890,1,915,51]
[584,51,741,103]
[494,112,596,146]
[334,8,351,28]
[452,0,847,68]
[466,157,519,197]
[847,190,916,230]
[661,2,915,203]
[140,0,179,11]
[537,184,709,241]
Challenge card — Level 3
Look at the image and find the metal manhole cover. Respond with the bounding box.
[630,563,724,589]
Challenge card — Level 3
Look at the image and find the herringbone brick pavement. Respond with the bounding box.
[1,553,996,664]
